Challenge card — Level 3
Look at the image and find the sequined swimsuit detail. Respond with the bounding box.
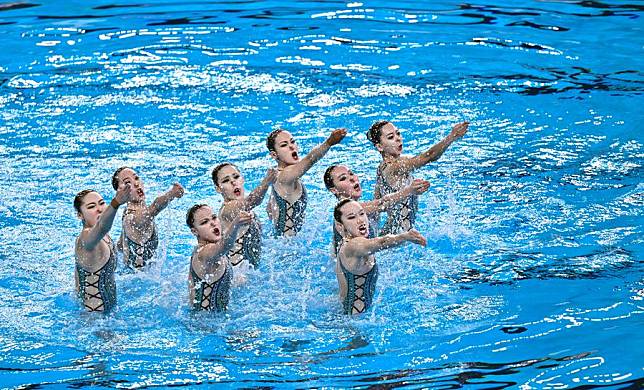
[190,249,233,312]
[337,242,379,315]
[271,184,307,237]
[122,209,159,270]
[76,237,118,313]
[374,162,418,235]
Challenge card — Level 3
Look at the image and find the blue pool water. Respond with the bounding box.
[1,0,643,387]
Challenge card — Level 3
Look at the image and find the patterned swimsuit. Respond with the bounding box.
[189,249,233,312]
[271,184,307,237]
[76,237,118,313]
[374,162,418,235]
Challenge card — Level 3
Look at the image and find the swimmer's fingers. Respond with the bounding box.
[411,179,430,195]
[326,128,347,146]
[115,183,132,204]
[236,211,254,224]
[172,183,185,198]
[406,230,427,246]
[451,121,469,138]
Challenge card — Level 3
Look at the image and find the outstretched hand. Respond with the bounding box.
[409,179,430,196]
[325,128,347,146]
[114,183,132,206]
[405,229,427,246]
[233,211,253,226]
[170,183,185,199]
[450,121,469,139]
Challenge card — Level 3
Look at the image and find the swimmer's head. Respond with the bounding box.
[267,129,300,166]
[212,163,245,201]
[367,121,403,157]
[112,166,144,202]
[333,199,370,238]
[324,165,362,200]
[74,189,105,227]
[186,204,222,243]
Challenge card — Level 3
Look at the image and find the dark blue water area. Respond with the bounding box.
[1,0,643,388]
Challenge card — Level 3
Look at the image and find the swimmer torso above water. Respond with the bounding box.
[186,204,253,312]
[367,120,469,234]
[73,185,131,313]
[214,164,276,268]
[266,127,346,237]
[112,167,184,270]
[333,199,427,315]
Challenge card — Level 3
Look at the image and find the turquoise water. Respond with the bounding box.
[1,0,643,388]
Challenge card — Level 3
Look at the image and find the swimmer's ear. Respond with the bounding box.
[334,221,346,237]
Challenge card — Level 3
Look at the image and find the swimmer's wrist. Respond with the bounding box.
[110,198,121,209]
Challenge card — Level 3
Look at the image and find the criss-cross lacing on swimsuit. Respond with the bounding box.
[122,210,159,270]
[226,216,261,268]
[76,237,117,313]
[190,249,233,312]
[272,184,307,237]
[337,241,379,315]
[375,162,418,235]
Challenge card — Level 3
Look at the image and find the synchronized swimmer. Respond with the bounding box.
[73,121,469,314]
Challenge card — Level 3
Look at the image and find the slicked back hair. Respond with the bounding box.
[366,120,390,146]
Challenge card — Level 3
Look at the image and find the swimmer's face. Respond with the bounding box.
[270,131,299,165]
[216,165,245,201]
[330,165,362,200]
[376,123,403,158]
[337,200,370,238]
[78,191,106,228]
[191,206,222,243]
[116,168,144,202]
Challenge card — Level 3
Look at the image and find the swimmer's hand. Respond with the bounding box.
[405,229,427,246]
[450,121,469,139]
[325,128,347,146]
[114,183,132,206]
[233,211,253,226]
[409,179,430,196]
[170,183,185,199]
[265,168,278,184]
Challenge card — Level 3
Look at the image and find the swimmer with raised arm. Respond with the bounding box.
[112,167,184,270]
[74,185,131,313]
[367,120,469,235]
[266,127,346,237]
[324,164,430,256]
[333,199,426,315]
[186,205,253,312]
[212,163,277,268]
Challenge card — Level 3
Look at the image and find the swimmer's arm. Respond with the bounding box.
[81,185,131,250]
[201,212,253,262]
[149,183,184,217]
[406,121,469,170]
[347,230,427,257]
[245,169,277,210]
[219,200,244,224]
[279,128,346,184]
[362,179,429,214]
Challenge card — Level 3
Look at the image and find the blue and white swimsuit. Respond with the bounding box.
[337,242,379,315]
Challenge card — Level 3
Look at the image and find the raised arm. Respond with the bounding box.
[149,183,184,217]
[345,230,426,258]
[81,184,131,250]
[362,179,430,214]
[197,212,253,264]
[279,128,346,184]
[405,121,469,171]
[245,168,277,210]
